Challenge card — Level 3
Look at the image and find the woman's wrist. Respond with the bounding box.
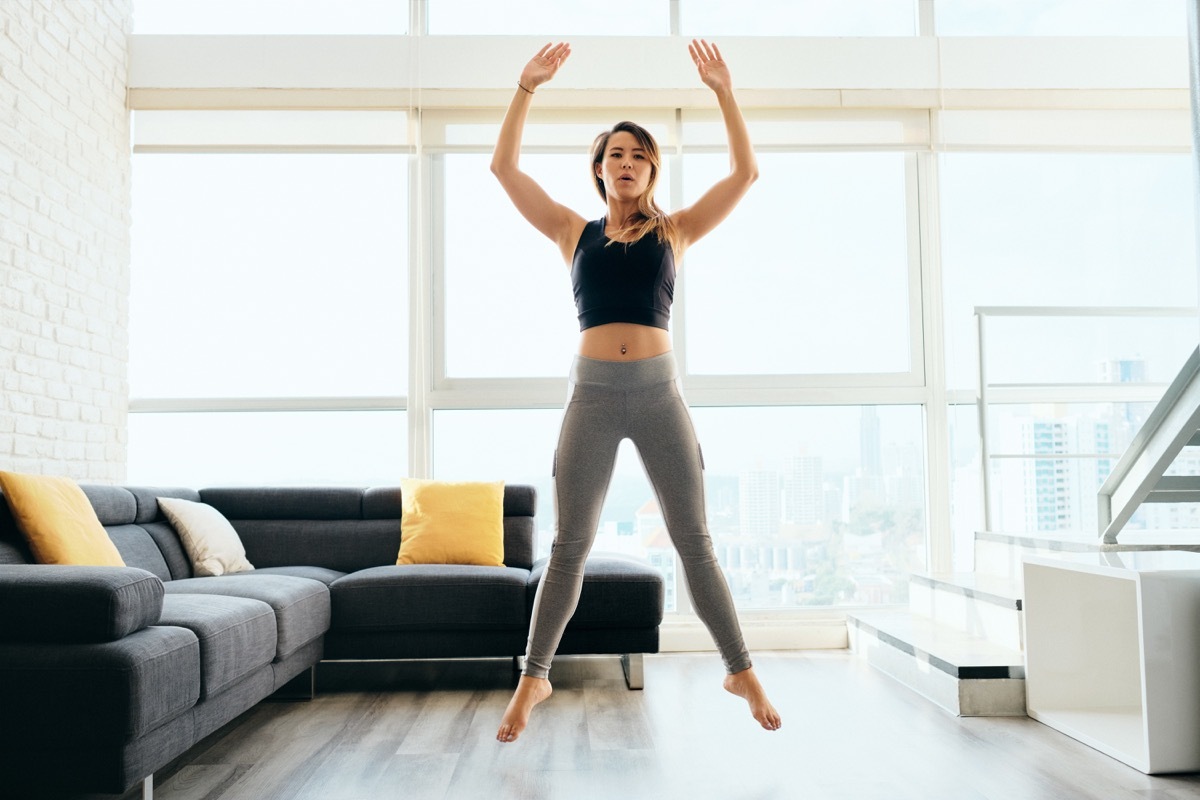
[518,80,535,94]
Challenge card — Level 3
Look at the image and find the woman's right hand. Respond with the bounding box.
[520,42,571,91]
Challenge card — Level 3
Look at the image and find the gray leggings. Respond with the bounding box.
[523,352,752,679]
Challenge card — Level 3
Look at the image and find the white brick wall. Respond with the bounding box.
[0,0,133,482]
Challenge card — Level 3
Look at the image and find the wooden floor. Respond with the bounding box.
[70,651,1200,800]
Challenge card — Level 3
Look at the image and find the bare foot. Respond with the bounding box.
[496,675,553,743]
[724,666,782,731]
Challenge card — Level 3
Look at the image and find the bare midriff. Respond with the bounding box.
[578,322,672,362]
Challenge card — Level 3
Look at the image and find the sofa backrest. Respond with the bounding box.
[0,484,538,574]
[200,486,537,572]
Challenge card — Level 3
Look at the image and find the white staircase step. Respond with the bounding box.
[847,609,1026,717]
[975,531,1114,584]
[974,530,1200,585]
[908,572,1024,651]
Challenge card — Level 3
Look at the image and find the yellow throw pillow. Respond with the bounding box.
[397,479,505,567]
[0,472,125,567]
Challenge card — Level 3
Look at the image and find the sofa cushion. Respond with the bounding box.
[528,555,664,629]
[158,593,277,699]
[157,497,254,577]
[164,574,330,661]
[140,521,194,581]
[252,565,346,586]
[0,625,200,743]
[201,486,364,520]
[0,565,164,643]
[397,479,506,567]
[80,485,138,525]
[330,565,529,631]
[124,486,202,524]
[228,519,401,573]
[0,473,124,567]
[106,524,173,580]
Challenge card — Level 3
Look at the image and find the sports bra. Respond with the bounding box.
[571,218,676,331]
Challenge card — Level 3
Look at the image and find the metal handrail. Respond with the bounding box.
[1097,347,1200,542]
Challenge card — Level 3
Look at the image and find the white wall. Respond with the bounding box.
[0,0,133,482]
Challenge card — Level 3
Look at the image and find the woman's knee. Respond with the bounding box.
[548,532,593,564]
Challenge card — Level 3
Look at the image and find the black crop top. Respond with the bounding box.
[571,218,676,331]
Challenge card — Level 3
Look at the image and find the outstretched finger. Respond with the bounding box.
[547,41,571,66]
[535,41,552,58]
[711,41,723,61]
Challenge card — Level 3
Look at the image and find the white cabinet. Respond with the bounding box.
[1023,550,1200,774]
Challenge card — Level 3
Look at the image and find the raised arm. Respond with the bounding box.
[490,42,586,264]
[672,40,759,253]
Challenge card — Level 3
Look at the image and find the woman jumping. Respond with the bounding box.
[491,39,782,743]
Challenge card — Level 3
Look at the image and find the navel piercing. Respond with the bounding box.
[620,343,627,355]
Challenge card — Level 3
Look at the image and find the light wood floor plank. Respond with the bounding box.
[396,689,488,755]
[57,651,1200,800]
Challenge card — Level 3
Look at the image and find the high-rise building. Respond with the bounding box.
[739,469,781,538]
[783,455,824,524]
[884,441,925,508]
[995,410,1110,534]
[1100,358,1147,384]
[860,406,882,476]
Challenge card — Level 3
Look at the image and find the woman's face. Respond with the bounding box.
[595,130,653,203]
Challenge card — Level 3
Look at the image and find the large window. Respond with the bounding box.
[131,153,408,398]
[129,116,410,487]
[422,110,931,609]
[941,152,1197,392]
[430,405,925,610]
[941,151,1198,549]
[124,25,1197,622]
[936,0,1185,36]
[441,153,593,379]
[428,0,667,35]
[692,405,926,608]
[133,0,1187,37]
[682,152,914,377]
[681,0,917,36]
[128,411,407,487]
[133,0,409,34]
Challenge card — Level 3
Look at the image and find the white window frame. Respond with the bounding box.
[125,20,1195,611]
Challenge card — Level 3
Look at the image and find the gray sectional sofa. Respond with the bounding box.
[0,484,664,798]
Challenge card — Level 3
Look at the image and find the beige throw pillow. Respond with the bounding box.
[157,497,254,577]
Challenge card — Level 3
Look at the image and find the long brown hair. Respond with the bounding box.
[590,121,681,255]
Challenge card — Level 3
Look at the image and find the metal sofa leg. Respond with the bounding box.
[142,775,154,800]
[514,655,526,674]
[621,653,644,690]
[270,666,316,701]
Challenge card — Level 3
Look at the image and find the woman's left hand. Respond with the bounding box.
[689,39,732,95]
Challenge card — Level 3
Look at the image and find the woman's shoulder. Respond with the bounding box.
[578,217,606,243]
